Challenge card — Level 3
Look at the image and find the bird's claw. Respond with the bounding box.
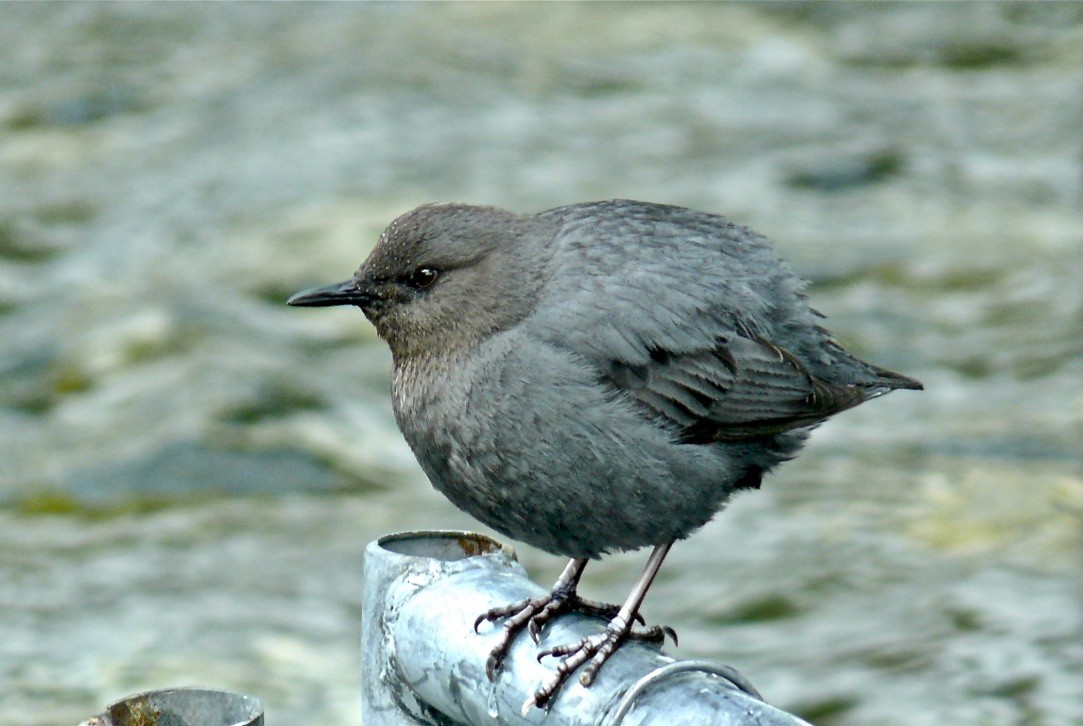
[634,623,678,647]
[527,616,543,644]
[476,595,551,681]
[474,599,531,634]
[527,620,677,710]
[476,591,629,682]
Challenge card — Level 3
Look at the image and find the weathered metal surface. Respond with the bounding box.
[362,530,810,725]
[79,687,264,726]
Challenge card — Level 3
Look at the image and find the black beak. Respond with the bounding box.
[287,279,375,308]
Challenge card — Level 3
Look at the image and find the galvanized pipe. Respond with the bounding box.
[79,687,264,726]
[362,530,810,725]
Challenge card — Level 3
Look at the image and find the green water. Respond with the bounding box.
[1,4,1080,724]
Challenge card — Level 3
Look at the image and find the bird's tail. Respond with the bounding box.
[816,339,923,395]
[867,365,923,392]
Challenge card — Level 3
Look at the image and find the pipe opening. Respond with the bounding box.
[377,530,508,561]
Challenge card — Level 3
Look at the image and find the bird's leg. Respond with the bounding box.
[525,542,677,712]
[475,556,643,681]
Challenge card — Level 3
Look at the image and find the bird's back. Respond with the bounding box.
[527,200,920,449]
[533,200,919,387]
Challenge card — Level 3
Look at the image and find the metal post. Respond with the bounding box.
[362,530,810,725]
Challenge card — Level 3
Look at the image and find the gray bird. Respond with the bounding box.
[288,200,922,710]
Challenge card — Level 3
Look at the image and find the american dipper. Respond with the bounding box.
[288,200,922,710]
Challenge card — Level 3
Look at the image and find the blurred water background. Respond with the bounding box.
[1,3,1080,724]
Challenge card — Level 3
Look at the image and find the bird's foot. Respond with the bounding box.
[524,619,677,712]
[474,591,643,681]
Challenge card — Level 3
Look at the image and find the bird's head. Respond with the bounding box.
[288,203,550,360]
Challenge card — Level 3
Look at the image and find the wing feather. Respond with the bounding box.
[609,334,872,443]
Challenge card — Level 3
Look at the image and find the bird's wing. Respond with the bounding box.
[605,334,871,442]
[530,201,793,364]
[527,201,873,441]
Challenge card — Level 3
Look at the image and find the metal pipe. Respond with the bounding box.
[79,687,264,726]
[362,530,810,725]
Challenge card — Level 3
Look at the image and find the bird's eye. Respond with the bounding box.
[409,267,439,289]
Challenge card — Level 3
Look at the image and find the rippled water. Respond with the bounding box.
[1,4,1080,725]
